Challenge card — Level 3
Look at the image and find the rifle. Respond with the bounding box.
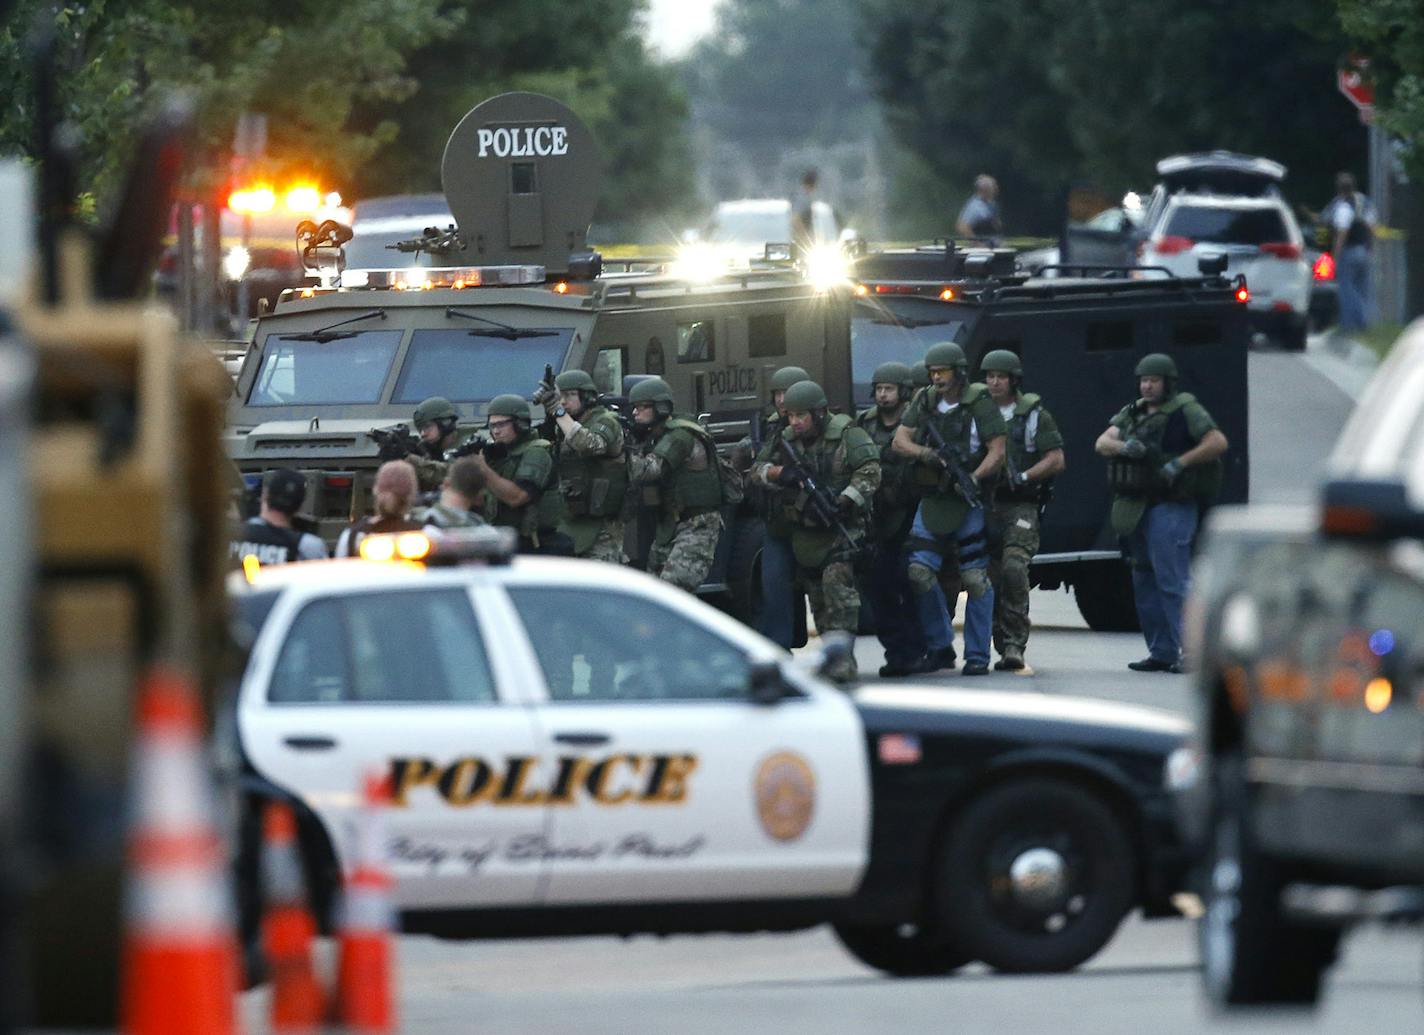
[445,435,507,465]
[920,420,983,508]
[777,437,858,551]
[368,423,422,459]
[537,363,559,442]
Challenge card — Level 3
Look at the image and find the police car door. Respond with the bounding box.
[497,577,870,905]
[238,580,547,909]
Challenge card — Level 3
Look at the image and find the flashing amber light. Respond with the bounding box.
[241,553,261,584]
[1234,285,1250,304]
[1313,252,1336,281]
[853,283,869,297]
[360,531,433,563]
[939,287,956,301]
[299,287,315,299]
[228,186,276,214]
[553,281,569,295]
[284,185,321,213]
[395,532,432,561]
[1365,677,1393,713]
[453,279,466,290]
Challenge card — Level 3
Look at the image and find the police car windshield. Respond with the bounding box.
[1162,206,1289,246]
[391,328,573,405]
[851,302,967,406]
[248,330,403,406]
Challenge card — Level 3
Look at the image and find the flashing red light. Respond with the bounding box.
[324,475,353,488]
[872,284,916,295]
[939,287,956,301]
[1271,301,1292,312]
[1259,241,1302,260]
[1152,235,1195,256]
[1235,284,1250,304]
[1313,252,1336,281]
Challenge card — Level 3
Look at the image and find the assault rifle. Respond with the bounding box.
[445,435,507,465]
[921,420,983,508]
[777,437,858,551]
[368,423,422,459]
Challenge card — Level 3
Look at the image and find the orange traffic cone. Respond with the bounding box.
[333,774,396,1033]
[120,666,240,1035]
[262,800,327,1031]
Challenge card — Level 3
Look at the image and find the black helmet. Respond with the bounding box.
[629,377,675,420]
[769,365,811,393]
[782,379,829,412]
[487,393,533,431]
[554,369,599,407]
[263,467,306,515]
[979,348,1022,385]
[924,341,967,374]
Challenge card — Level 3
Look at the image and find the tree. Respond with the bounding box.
[1336,0,1424,183]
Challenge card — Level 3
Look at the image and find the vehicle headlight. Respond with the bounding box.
[803,244,849,292]
[1164,744,1202,792]
[670,243,729,283]
[223,245,251,281]
[1219,592,1261,657]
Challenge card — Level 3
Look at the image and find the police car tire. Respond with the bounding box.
[937,779,1135,973]
[832,922,973,977]
[1199,754,1338,1006]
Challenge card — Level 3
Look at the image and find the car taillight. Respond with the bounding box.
[1259,241,1302,259]
[1313,252,1336,281]
[1152,235,1194,255]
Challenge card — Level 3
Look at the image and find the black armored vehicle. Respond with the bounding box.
[849,246,1252,630]
[224,93,854,619]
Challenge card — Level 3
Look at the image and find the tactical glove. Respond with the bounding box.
[1160,458,1184,484]
[1119,438,1148,460]
[377,439,411,461]
[532,385,558,407]
[775,466,803,488]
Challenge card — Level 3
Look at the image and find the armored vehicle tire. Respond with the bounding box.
[937,779,1135,973]
[1199,755,1339,1007]
[1073,561,1141,633]
[833,921,973,976]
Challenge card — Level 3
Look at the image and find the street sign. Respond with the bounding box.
[1338,56,1374,116]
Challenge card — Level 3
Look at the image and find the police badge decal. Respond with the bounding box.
[754,751,816,842]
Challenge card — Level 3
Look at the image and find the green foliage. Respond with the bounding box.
[861,0,1366,233]
[1337,0,1424,182]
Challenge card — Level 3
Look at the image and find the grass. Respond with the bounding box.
[1354,322,1407,360]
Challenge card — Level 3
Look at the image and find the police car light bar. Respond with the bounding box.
[341,265,546,290]
[358,526,518,566]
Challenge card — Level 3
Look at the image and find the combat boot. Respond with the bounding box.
[994,646,1025,671]
[879,655,924,678]
[920,646,958,673]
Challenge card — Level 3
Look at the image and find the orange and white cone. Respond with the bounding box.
[262,800,326,1032]
[333,774,396,1034]
[120,666,240,1035]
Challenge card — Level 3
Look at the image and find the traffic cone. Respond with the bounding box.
[333,773,396,1033]
[262,800,326,1031]
[120,665,240,1035]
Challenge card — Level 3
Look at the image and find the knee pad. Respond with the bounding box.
[908,562,938,595]
[961,566,991,599]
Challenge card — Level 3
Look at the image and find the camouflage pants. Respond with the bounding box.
[580,521,626,564]
[802,559,860,680]
[650,510,723,592]
[988,500,1040,653]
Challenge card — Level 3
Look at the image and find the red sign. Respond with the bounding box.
[1338,56,1375,113]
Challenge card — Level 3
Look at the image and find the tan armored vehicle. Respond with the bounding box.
[224,93,854,618]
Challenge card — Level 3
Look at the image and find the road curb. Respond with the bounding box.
[1304,332,1378,401]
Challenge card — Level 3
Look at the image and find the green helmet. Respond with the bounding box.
[769,366,811,393]
[554,369,597,393]
[629,376,675,419]
[924,341,967,372]
[979,349,1022,379]
[413,396,458,426]
[871,361,915,390]
[1135,353,1179,379]
[910,360,930,387]
[782,379,829,412]
[487,393,533,430]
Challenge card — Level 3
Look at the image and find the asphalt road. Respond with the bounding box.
[244,345,1411,1033]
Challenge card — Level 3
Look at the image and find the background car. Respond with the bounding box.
[346,193,455,270]
[703,197,839,262]
[229,531,1193,982]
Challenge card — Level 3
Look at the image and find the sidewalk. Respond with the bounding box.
[1303,328,1380,401]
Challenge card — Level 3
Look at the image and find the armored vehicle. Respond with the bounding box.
[849,246,1251,631]
[1182,322,1424,1009]
[224,93,852,618]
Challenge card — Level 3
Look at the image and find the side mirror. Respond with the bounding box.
[1321,478,1424,541]
[748,660,792,706]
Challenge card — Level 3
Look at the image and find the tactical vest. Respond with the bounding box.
[1108,392,1222,502]
[780,414,857,529]
[229,518,302,566]
[556,407,628,519]
[856,406,917,510]
[663,417,724,516]
[999,392,1047,502]
[913,383,990,494]
[486,436,562,537]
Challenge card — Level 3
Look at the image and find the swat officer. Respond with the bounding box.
[229,468,328,565]
[854,361,928,676]
[627,377,724,592]
[402,397,480,493]
[980,349,1065,671]
[753,364,811,646]
[1095,353,1228,673]
[413,457,489,531]
[535,369,628,563]
[893,342,1007,676]
[469,394,568,553]
[754,380,879,680]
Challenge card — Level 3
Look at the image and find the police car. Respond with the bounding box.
[230,529,1192,977]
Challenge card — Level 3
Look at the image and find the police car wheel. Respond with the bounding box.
[937,779,1135,973]
[832,922,973,977]
[1199,754,1337,1007]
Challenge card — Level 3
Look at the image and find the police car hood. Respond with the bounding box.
[853,684,1188,753]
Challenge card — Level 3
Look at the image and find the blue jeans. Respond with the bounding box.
[758,532,796,648]
[1127,501,1198,663]
[908,504,994,665]
[1338,244,1371,332]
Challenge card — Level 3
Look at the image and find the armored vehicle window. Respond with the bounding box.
[510,162,537,194]
[1085,320,1134,353]
[748,314,787,358]
[677,321,715,364]
[1163,206,1289,246]
[645,337,665,375]
[391,328,573,405]
[850,303,966,406]
[507,586,751,702]
[248,330,403,406]
[593,348,624,394]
